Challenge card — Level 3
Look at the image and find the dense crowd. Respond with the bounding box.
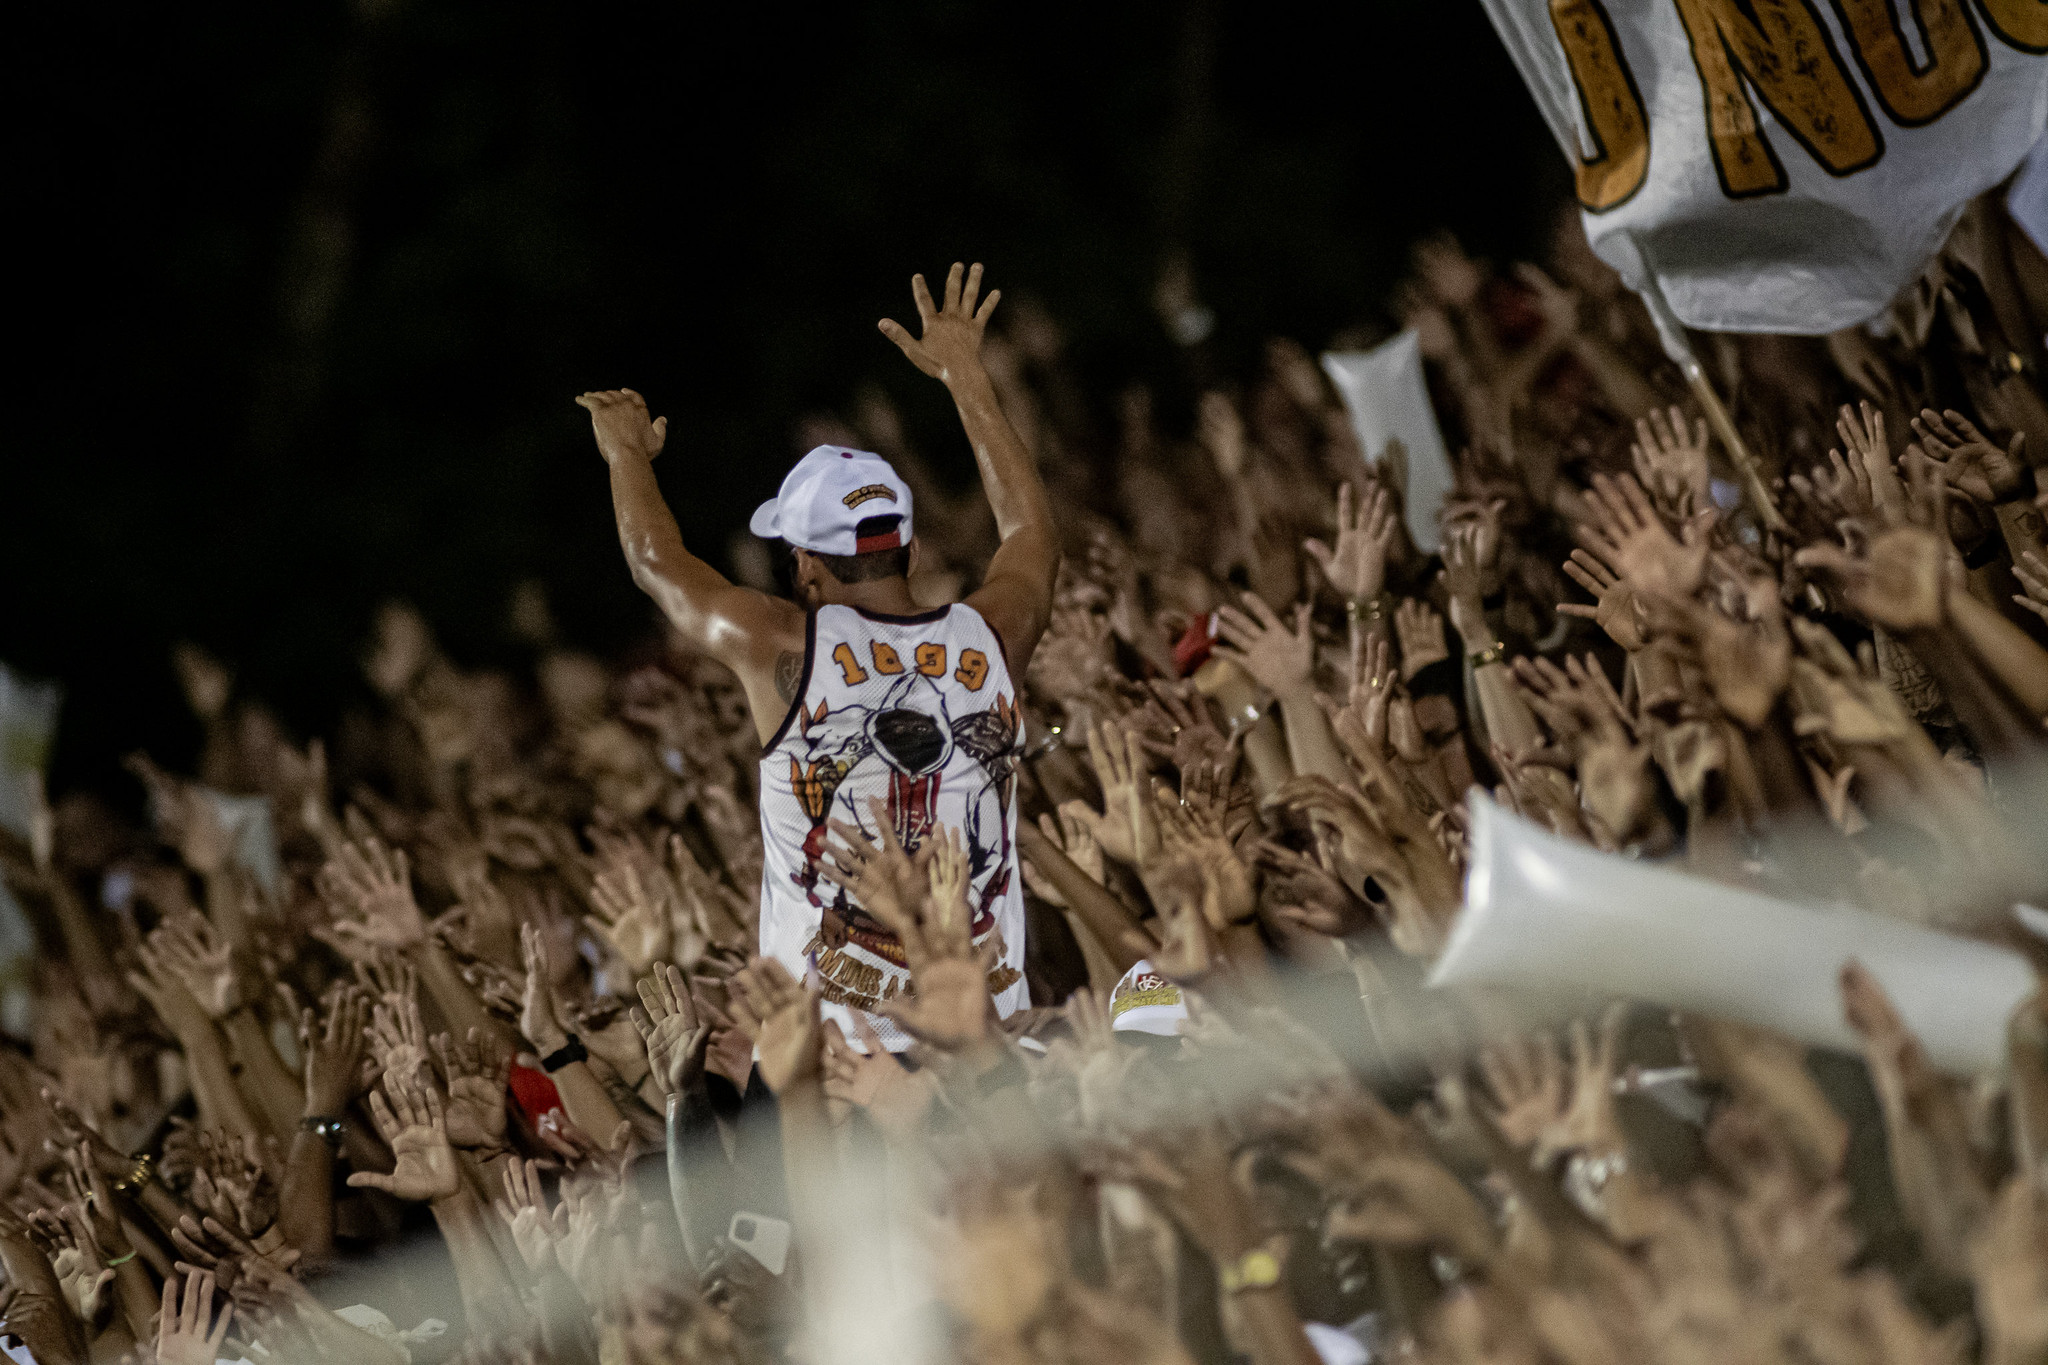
[2,195,2047,1365]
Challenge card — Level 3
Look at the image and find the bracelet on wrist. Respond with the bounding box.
[1468,641,1508,667]
[1344,592,1391,626]
[1218,1242,1286,1295]
[541,1035,589,1073]
[301,1116,346,1149]
[111,1153,156,1199]
[104,1250,137,1268]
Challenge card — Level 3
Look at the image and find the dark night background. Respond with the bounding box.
[8,0,1565,801]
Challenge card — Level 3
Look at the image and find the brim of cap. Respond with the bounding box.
[748,499,783,539]
[1111,1005,1188,1037]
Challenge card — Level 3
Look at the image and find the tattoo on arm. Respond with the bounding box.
[774,651,805,703]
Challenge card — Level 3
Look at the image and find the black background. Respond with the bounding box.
[7,0,1564,800]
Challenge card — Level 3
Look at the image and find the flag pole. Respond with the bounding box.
[1624,234,1787,535]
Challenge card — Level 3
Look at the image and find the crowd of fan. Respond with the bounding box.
[2,198,2048,1364]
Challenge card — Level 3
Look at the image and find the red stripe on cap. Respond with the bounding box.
[855,530,902,553]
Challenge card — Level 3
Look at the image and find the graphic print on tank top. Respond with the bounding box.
[757,603,1028,1048]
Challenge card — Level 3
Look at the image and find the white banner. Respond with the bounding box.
[1482,0,2048,333]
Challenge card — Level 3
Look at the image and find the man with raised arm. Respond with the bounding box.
[578,263,1058,1048]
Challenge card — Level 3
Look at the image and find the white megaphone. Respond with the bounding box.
[1428,795,2037,1076]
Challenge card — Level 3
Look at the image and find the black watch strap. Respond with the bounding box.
[541,1035,589,1073]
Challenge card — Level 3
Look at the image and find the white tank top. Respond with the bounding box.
[757,602,1029,1050]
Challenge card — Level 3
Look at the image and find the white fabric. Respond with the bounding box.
[1305,1321,1373,1365]
[757,603,1028,1050]
[749,445,914,555]
[2008,131,2048,257]
[1321,334,1455,551]
[1480,0,2048,333]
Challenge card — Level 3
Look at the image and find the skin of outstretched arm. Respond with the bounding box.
[276,1126,336,1270]
[1015,822,1149,974]
[599,410,805,743]
[1565,330,1661,420]
[951,354,1062,674]
[427,1184,527,1325]
[412,940,520,1057]
[38,870,121,1001]
[219,1008,308,1140]
[179,1018,265,1143]
[0,1229,88,1365]
[1194,659,1295,798]
[665,1089,722,1271]
[537,1050,628,1153]
[1271,685,1354,789]
[1899,618,2044,756]
[1946,588,2048,720]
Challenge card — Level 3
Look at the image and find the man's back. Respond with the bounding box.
[757,601,1028,1047]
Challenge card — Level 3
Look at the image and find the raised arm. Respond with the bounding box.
[579,388,804,739]
[880,263,1060,671]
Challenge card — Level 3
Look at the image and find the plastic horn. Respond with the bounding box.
[1429,795,2035,1075]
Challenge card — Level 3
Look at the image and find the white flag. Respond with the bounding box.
[1481,0,2048,333]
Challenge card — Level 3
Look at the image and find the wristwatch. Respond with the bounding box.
[1219,1244,1284,1294]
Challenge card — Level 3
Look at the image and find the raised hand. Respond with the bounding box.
[1795,452,1953,631]
[1557,543,1646,651]
[518,921,573,1058]
[1077,718,1144,864]
[1478,1031,1567,1157]
[157,1270,232,1365]
[1214,593,1316,696]
[1841,960,1989,1277]
[632,962,709,1099]
[433,1029,511,1151]
[822,1015,931,1139]
[586,834,676,978]
[1576,472,1715,605]
[2013,550,2048,626]
[814,800,929,927]
[1440,522,1495,650]
[366,969,430,1091]
[727,958,821,1094]
[1020,803,1104,909]
[1909,407,2026,504]
[1837,400,1906,517]
[576,387,669,467]
[347,1075,461,1204]
[1304,481,1398,604]
[1131,680,1231,774]
[1789,442,1880,533]
[1392,598,1449,679]
[493,1157,565,1274]
[1630,405,1712,519]
[127,756,234,879]
[127,935,214,1041]
[876,834,998,1053]
[317,833,427,955]
[878,261,1001,386]
[300,987,371,1118]
[148,913,243,1019]
[191,1129,278,1242]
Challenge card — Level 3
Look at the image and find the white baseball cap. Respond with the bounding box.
[1108,959,1190,1037]
[749,445,915,557]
